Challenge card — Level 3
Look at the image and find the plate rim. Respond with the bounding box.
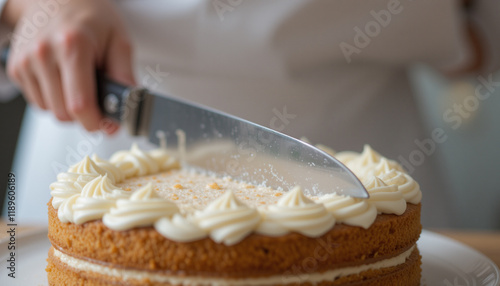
[419,229,500,286]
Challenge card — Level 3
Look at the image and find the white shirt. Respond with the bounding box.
[2,0,499,227]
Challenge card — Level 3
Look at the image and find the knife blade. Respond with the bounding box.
[0,46,368,198]
[96,73,368,198]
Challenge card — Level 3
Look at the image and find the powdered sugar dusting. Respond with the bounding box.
[116,169,286,213]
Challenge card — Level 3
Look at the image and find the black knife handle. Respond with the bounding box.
[96,72,130,122]
[96,72,149,135]
[1,45,148,136]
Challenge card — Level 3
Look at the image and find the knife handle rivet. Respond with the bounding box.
[104,93,119,114]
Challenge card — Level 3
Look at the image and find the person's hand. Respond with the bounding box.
[2,0,135,133]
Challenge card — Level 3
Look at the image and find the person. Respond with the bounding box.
[1,0,498,227]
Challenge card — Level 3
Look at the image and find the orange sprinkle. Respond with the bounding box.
[137,183,142,187]
[173,184,183,189]
[171,197,179,201]
[207,183,221,190]
[260,201,266,204]
[244,196,250,200]
[188,189,193,192]
[155,188,159,191]
[275,193,283,197]
[245,185,254,189]
[125,188,131,191]
[152,176,157,180]
[256,194,263,197]
[192,196,198,199]
[157,180,161,183]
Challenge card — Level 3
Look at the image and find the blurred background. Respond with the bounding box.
[1,66,499,229]
[410,66,500,230]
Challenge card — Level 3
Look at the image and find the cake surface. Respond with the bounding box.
[46,143,422,285]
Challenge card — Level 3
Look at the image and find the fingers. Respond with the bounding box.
[18,69,46,110]
[7,51,47,110]
[31,43,72,121]
[99,34,135,135]
[104,34,136,86]
[58,31,103,132]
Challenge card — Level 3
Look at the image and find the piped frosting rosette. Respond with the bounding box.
[194,191,261,246]
[50,156,110,209]
[318,194,377,229]
[363,176,407,215]
[257,187,335,237]
[91,154,125,183]
[336,145,405,180]
[155,214,208,243]
[58,174,130,224]
[110,143,160,178]
[379,170,422,204]
[103,183,179,231]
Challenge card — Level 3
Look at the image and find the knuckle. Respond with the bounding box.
[19,55,31,71]
[33,41,51,62]
[57,28,87,53]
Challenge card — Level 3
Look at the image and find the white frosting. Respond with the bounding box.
[318,194,377,229]
[61,175,131,224]
[50,156,110,209]
[148,149,180,171]
[363,176,407,215]
[261,187,335,237]
[50,144,421,244]
[155,214,208,242]
[255,211,289,237]
[103,183,179,231]
[337,145,405,180]
[110,144,159,178]
[379,170,422,204]
[50,181,82,209]
[194,191,261,245]
[91,154,125,183]
[67,156,108,177]
[57,194,79,223]
[52,245,416,285]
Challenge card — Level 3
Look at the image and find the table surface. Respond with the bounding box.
[1,223,499,267]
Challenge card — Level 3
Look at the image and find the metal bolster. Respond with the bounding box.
[122,87,150,136]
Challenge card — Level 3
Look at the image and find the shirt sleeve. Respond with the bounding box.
[468,0,500,74]
[337,0,474,71]
[0,0,18,102]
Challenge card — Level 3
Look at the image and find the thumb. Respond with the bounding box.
[104,34,136,86]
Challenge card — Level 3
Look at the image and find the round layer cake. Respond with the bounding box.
[46,144,422,285]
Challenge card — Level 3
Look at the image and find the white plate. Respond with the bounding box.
[0,229,498,285]
[419,230,500,286]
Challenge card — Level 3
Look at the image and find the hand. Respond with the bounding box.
[2,0,135,133]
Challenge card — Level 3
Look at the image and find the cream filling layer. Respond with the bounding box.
[53,245,416,286]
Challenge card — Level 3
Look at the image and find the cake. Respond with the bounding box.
[46,143,422,285]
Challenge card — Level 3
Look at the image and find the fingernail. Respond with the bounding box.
[99,118,120,135]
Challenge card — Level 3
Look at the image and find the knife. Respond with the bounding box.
[2,47,368,198]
